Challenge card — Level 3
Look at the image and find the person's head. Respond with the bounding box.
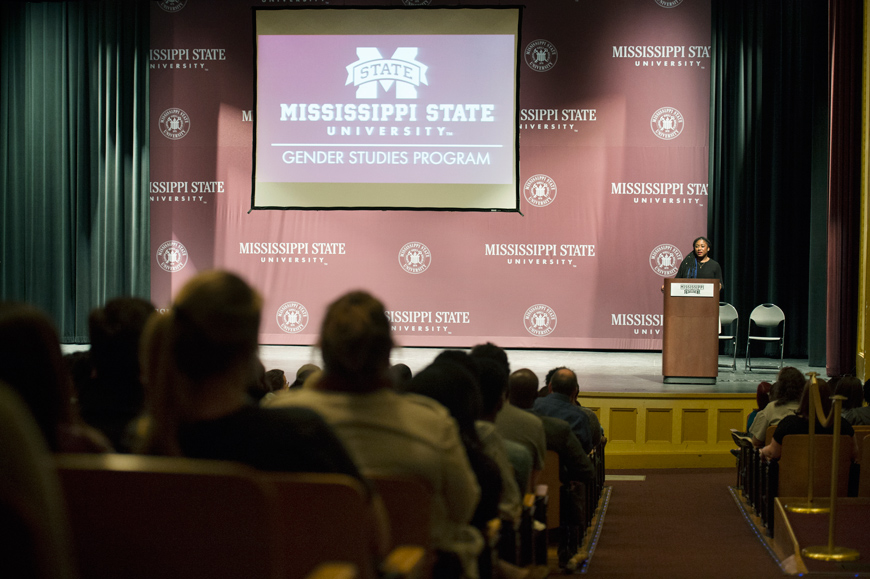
[171,271,262,385]
[469,342,510,375]
[773,366,805,406]
[797,377,833,419]
[548,367,579,398]
[389,363,412,390]
[834,376,863,410]
[246,360,268,402]
[264,369,288,393]
[88,297,156,384]
[291,364,320,388]
[0,302,71,450]
[475,358,509,420]
[693,237,711,260]
[433,350,480,381]
[508,369,539,409]
[407,362,481,435]
[756,381,772,411]
[137,271,262,454]
[319,291,392,387]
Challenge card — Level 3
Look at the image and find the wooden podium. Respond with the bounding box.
[662,279,720,384]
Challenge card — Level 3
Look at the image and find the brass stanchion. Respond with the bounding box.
[786,373,828,514]
[801,395,859,562]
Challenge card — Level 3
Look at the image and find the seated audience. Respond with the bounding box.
[389,362,412,389]
[509,368,594,485]
[746,381,772,430]
[289,363,320,389]
[744,366,804,447]
[136,271,365,481]
[843,379,870,426]
[544,366,603,448]
[534,368,595,453]
[760,377,858,461]
[406,361,501,579]
[471,343,547,490]
[78,297,155,452]
[265,290,483,579]
[0,302,111,453]
[834,376,864,420]
[258,368,289,406]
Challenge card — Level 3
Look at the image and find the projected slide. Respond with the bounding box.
[253,8,520,211]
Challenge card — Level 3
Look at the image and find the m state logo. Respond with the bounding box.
[276,302,309,334]
[157,0,187,13]
[524,304,557,336]
[346,48,429,99]
[655,0,685,7]
[524,40,558,72]
[156,240,188,273]
[398,242,431,274]
[159,108,190,140]
[523,174,557,208]
[649,244,682,276]
[650,107,684,140]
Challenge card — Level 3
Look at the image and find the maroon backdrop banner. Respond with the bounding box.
[150,0,711,349]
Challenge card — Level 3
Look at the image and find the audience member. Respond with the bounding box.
[509,368,594,485]
[835,376,864,414]
[743,366,803,447]
[0,302,111,453]
[265,291,483,579]
[760,377,858,461]
[245,359,269,402]
[534,368,595,453]
[388,363,412,389]
[844,379,870,426]
[746,381,772,430]
[406,361,502,579]
[258,368,289,406]
[79,297,155,452]
[470,343,546,490]
[544,366,603,447]
[289,363,320,389]
[136,271,365,481]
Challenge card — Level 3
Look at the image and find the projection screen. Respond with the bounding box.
[252,7,521,211]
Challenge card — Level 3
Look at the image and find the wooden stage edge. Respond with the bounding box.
[580,391,755,469]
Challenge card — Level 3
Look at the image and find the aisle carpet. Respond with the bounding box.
[557,469,784,578]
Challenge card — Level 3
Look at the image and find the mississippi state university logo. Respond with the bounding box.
[524,304,557,337]
[276,302,309,334]
[346,48,428,99]
[523,174,557,208]
[156,240,188,273]
[655,0,684,7]
[159,108,190,140]
[157,0,187,13]
[649,244,683,276]
[398,242,431,274]
[650,107,684,140]
[524,40,558,72]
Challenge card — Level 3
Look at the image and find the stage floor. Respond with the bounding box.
[257,346,818,395]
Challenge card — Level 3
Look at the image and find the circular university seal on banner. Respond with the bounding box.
[398,242,431,274]
[655,0,684,7]
[159,108,190,140]
[157,0,187,12]
[524,40,558,72]
[650,107,684,140]
[276,302,309,334]
[524,174,557,208]
[524,304,557,337]
[649,244,683,276]
[156,240,188,273]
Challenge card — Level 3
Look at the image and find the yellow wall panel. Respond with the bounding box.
[681,409,708,443]
[609,408,638,442]
[645,408,673,443]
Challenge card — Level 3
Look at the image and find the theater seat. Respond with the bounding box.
[56,453,283,579]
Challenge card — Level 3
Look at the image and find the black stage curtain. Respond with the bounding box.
[0,0,150,342]
[709,0,830,365]
[825,0,863,376]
